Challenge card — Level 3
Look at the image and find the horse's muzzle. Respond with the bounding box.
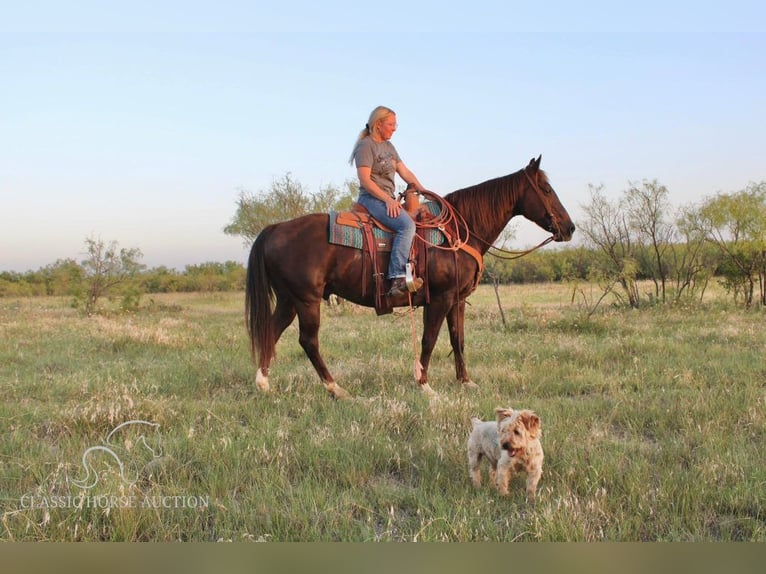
[554,222,576,242]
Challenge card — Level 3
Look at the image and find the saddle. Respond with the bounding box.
[329,189,485,315]
[330,199,440,315]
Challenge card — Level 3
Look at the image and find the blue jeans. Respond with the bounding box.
[357,194,416,279]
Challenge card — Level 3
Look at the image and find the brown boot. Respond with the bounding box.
[386,277,408,297]
[386,276,423,297]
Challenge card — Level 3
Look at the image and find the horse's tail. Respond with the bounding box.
[245,226,277,365]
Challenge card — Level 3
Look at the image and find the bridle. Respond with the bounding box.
[472,166,560,260]
[409,166,562,264]
[523,166,562,239]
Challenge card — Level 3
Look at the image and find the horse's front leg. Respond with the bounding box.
[296,300,350,400]
[446,299,478,390]
[418,301,451,396]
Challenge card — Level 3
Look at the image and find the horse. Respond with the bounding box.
[245,155,575,398]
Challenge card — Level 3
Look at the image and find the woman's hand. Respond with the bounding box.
[385,197,401,218]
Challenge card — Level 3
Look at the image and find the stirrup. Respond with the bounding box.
[405,263,422,293]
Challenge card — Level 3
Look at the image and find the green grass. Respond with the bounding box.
[0,285,764,541]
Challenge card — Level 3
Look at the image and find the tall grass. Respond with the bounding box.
[0,286,763,541]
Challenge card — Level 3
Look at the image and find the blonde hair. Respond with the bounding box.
[348,106,396,165]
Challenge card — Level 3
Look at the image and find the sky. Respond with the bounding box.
[2,1,765,272]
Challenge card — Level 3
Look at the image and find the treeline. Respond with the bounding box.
[0,241,761,313]
[0,260,246,298]
[4,176,765,313]
[0,242,724,296]
[485,243,722,285]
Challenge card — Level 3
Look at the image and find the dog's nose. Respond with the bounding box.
[501,442,511,451]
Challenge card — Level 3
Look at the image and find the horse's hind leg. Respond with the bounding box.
[295,300,349,399]
[256,296,296,392]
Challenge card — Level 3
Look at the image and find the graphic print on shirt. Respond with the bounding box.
[373,151,396,178]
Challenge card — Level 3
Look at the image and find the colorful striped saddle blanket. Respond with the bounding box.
[328,201,445,251]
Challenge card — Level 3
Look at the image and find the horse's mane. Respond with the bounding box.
[442,170,524,227]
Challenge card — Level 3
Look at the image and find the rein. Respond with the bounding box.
[485,236,555,260]
[413,189,471,251]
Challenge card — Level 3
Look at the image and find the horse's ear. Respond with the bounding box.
[528,155,542,172]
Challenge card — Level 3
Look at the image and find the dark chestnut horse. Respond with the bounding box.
[246,156,574,398]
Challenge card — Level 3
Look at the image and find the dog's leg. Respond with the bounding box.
[468,451,482,487]
[495,459,511,496]
[525,466,542,503]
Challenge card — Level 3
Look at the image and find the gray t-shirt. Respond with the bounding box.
[353,137,401,199]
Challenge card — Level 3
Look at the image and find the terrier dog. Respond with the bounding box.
[467,406,544,502]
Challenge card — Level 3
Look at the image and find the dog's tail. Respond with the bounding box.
[470,417,483,428]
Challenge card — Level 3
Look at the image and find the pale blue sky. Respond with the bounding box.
[2,1,764,272]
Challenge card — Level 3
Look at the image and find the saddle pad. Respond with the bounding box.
[327,201,445,251]
[329,212,393,251]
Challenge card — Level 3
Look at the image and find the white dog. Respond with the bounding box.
[467,407,543,502]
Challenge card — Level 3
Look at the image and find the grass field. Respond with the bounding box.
[1,283,764,541]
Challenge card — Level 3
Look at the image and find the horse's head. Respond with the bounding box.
[522,155,575,242]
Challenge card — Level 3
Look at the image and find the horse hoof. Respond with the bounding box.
[461,380,479,391]
[326,383,351,400]
[419,383,437,397]
[256,369,271,392]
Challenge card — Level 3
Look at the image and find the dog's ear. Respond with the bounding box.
[521,411,541,438]
[494,407,514,423]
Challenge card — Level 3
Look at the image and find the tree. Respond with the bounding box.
[672,203,717,302]
[580,179,717,308]
[695,182,766,307]
[579,184,641,307]
[224,173,357,244]
[80,237,145,315]
[624,180,675,303]
[183,261,246,292]
[42,258,84,296]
